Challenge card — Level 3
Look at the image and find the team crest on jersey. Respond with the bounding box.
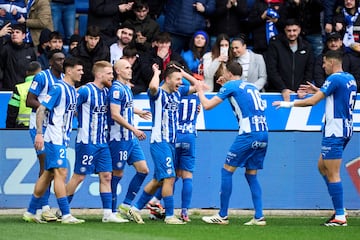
[167,169,173,175]
[80,167,86,173]
[57,159,63,166]
[43,94,51,103]
[113,90,120,99]
[30,81,38,90]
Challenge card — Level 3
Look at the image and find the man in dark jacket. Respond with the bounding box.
[265,18,314,101]
[0,23,37,91]
[70,25,110,87]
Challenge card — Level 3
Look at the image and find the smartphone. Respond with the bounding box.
[220,46,228,57]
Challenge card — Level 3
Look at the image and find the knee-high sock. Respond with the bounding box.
[111,175,122,212]
[181,178,192,209]
[322,175,329,187]
[57,197,70,216]
[328,182,344,215]
[163,195,174,217]
[153,187,162,201]
[245,173,263,219]
[123,172,147,205]
[219,168,233,218]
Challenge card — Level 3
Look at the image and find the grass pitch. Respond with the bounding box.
[0,213,359,240]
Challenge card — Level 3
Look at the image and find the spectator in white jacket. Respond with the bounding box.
[231,37,267,91]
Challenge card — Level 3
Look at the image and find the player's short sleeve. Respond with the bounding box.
[41,85,61,111]
[28,72,45,96]
[76,85,89,107]
[109,85,124,105]
[216,82,233,100]
[320,74,338,97]
[179,85,190,97]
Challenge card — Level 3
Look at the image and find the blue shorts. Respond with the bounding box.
[44,142,68,170]
[109,139,145,171]
[175,132,196,173]
[30,127,46,155]
[321,137,350,160]
[150,142,176,181]
[226,132,268,170]
[75,142,112,174]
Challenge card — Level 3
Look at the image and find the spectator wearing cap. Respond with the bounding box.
[181,30,210,80]
[37,28,51,55]
[313,31,360,92]
[265,18,313,101]
[231,36,267,91]
[68,33,81,53]
[0,23,37,91]
[122,0,161,54]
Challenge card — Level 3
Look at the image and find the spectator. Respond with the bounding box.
[50,0,75,45]
[123,0,160,53]
[68,33,81,52]
[265,18,313,101]
[19,0,53,48]
[0,21,11,38]
[70,25,110,87]
[324,0,343,34]
[0,23,37,91]
[231,36,267,91]
[208,0,248,47]
[36,28,51,55]
[334,0,360,49]
[247,0,286,55]
[0,6,22,27]
[163,0,215,54]
[110,23,135,65]
[38,31,64,69]
[203,33,232,92]
[181,30,210,80]
[6,61,41,128]
[140,32,190,88]
[286,0,324,57]
[87,0,134,46]
[313,32,360,92]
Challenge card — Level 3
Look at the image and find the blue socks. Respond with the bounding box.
[111,175,122,212]
[328,182,344,215]
[123,172,147,205]
[163,195,174,217]
[57,197,70,216]
[182,178,192,209]
[219,168,233,218]
[100,192,112,210]
[28,195,41,214]
[134,191,153,210]
[245,173,263,219]
[39,185,51,208]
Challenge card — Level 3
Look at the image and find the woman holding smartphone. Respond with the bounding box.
[203,33,232,92]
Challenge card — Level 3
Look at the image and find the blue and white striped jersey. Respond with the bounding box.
[178,93,199,134]
[108,80,134,141]
[41,81,77,146]
[76,83,109,144]
[148,86,190,144]
[28,69,63,129]
[217,80,268,135]
[320,72,357,138]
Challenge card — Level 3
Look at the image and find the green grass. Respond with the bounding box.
[0,214,359,240]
